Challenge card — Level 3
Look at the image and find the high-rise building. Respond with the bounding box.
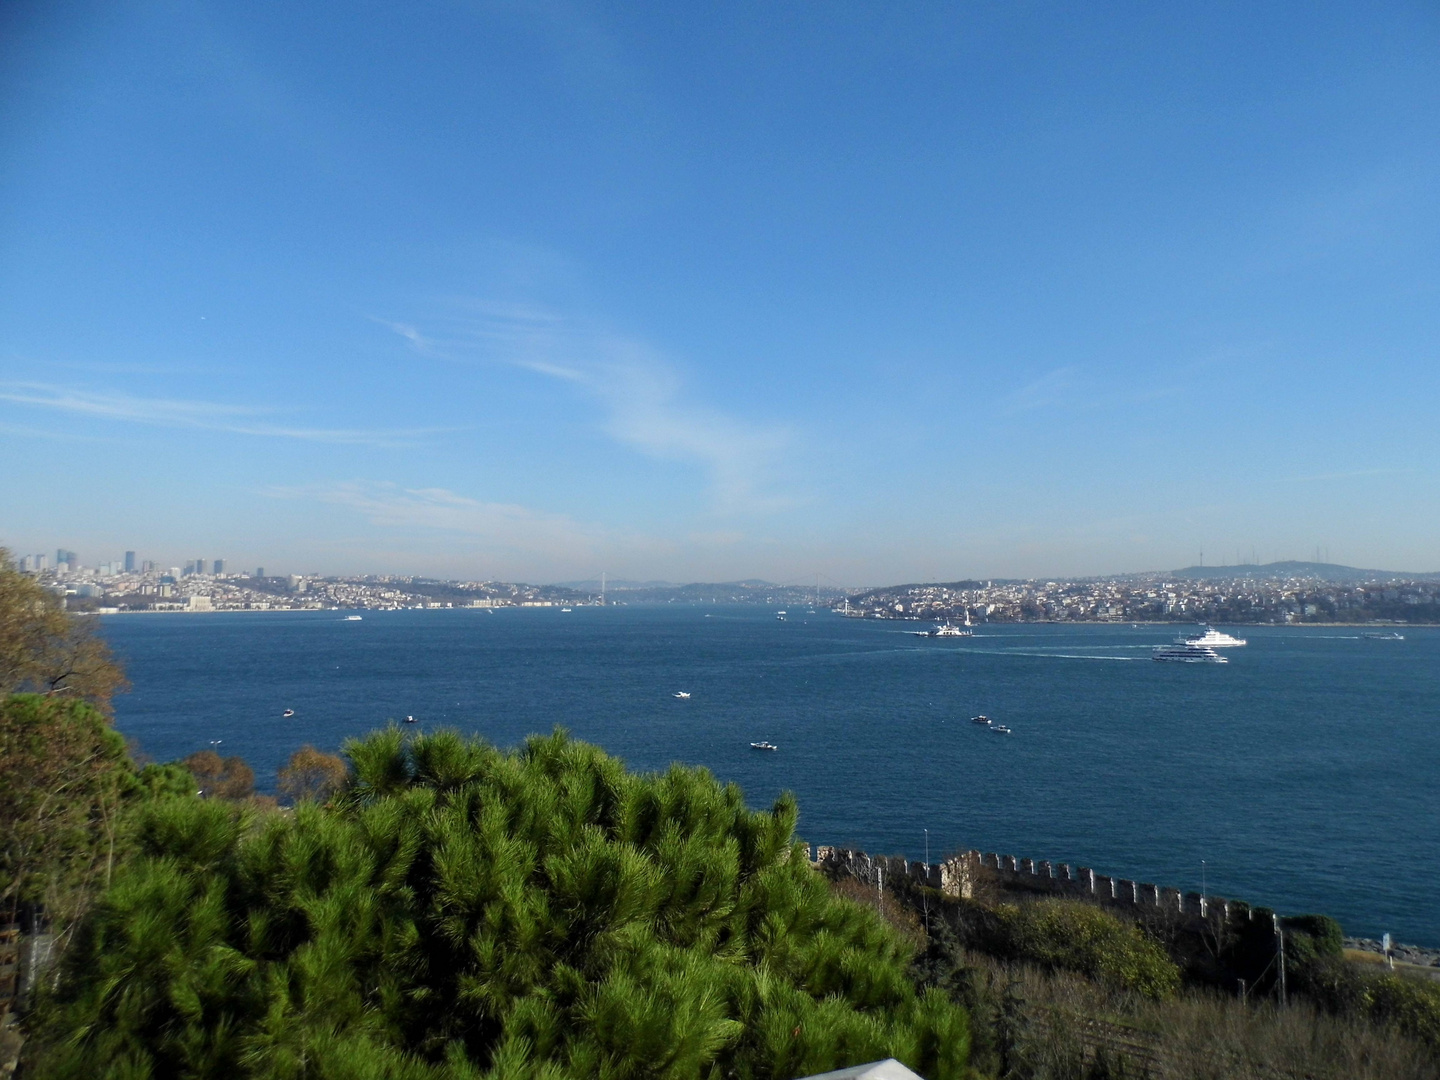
[124,551,136,573]
[256,567,265,578]
[212,559,225,575]
[142,560,154,573]
[195,558,205,577]
[20,555,34,572]
[57,548,78,567]
[36,554,48,571]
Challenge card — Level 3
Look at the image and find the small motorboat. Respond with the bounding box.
[561,607,573,612]
[750,741,778,751]
[343,615,362,621]
[404,715,418,724]
[970,715,991,724]
[282,709,295,718]
[673,691,691,699]
[990,725,1012,735]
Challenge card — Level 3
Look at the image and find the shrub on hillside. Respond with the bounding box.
[1365,972,1440,1049]
[27,727,971,1080]
[1282,913,1343,967]
[989,899,1180,999]
[1300,956,1440,1051]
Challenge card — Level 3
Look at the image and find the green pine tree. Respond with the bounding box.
[28,727,969,1080]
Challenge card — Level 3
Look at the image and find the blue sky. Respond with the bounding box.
[2,1,1438,583]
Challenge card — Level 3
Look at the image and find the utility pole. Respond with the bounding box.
[1274,913,1288,1006]
[923,830,930,935]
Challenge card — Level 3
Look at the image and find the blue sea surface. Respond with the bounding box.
[100,607,1440,944]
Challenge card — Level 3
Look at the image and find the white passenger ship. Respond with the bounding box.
[1182,625,1246,648]
[1153,642,1227,663]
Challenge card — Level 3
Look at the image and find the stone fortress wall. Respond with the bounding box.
[812,845,1264,929]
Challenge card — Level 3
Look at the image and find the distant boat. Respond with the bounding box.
[674,691,691,699]
[750,741,778,751]
[776,611,787,621]
[912,621,973,638]
[282,709,295,718]
[343,615,362,621]
[1183,625,1246,648]
[1362,631,1405,641]
[970,715,992,725]
[991,725,1012,735]
[404,715,418,724]
[1153,643,1227,663]
[561,607,573,612]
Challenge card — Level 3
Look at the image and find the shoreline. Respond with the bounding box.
[93,606,1439,626]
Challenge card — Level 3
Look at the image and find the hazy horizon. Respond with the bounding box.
[4,3,1438,583]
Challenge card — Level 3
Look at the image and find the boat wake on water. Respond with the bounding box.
[967,649,1142,662]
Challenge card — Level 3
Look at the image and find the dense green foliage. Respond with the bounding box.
[1,692,196,956]
[1,694,135,926]
[1280,914,1343,966]
[0,551,126,711]
[29,728,969,1079]
[932,896,1180,1001]
[1363,972,1440,1050]
[990,900,1180,1000]
[1293,954,1440,1051]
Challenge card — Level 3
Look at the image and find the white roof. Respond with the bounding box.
[795,1059,926,1080]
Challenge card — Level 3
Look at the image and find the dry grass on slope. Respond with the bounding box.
[962,951,1438,1080]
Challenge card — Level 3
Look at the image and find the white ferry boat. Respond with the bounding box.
[912,619,974,638]
[1362,631,1405,641]
[931,621,973,637]
[1153,642,1227,663]
[1183,625,1246,648]
[750,741,778,751]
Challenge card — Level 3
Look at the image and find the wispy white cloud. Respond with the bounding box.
[997,365,1191,416]
[266,481,671,564]
[378,304,793,513]
[0,383,440,447]
[0,421,111,442]
[1001,366,1078,414]
[1277,467,1410,484]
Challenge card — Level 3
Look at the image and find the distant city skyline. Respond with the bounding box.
[3,3,1438,582]
[8,540,1436,588]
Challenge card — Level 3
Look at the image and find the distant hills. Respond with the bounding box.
[539,563,1438,604]
[1165,560,1440,583]
[554,578,782,593]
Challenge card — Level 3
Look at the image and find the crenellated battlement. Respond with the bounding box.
[811,844,1257,926]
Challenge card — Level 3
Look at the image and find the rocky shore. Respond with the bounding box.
[1346,937,1440,968]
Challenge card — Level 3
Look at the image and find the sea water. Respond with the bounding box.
[100,607,1440,944]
